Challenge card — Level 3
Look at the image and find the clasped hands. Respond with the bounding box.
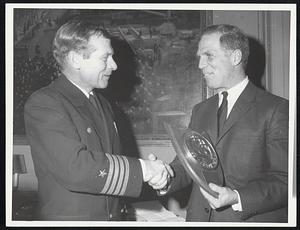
[143,154,174,190]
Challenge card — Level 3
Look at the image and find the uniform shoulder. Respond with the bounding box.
[24,83,60,109]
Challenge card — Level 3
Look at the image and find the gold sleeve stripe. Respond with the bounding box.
[119,156,130,196]
[107,155,120,195]
[112,155,125,195]
[100,154,114,194]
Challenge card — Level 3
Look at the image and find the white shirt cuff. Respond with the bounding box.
[139,159,150,182]
[157,183,171,196]
[232,190,243,211]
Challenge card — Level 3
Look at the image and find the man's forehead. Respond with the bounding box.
[200,32,221,45]
[88,35,111,45]
[197,32,221,52]
[88,35,113,53]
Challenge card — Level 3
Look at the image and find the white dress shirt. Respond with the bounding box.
[218,77,249,212]
[218,77,249,118]
[67,78,92,98]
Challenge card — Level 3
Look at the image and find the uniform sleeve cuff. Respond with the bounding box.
[232,190,243,211]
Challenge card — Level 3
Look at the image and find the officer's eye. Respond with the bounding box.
[99,55,108,62]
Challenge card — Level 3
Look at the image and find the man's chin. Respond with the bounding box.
[96,82,109,89]
[205,79,215,88]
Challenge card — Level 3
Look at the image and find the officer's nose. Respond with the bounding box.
[108,56,117,71]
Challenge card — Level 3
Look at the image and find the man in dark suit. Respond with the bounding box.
[24,19,173,221]
[153,24,288,222]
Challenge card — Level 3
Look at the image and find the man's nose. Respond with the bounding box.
[198,56,207,69]
[108,57,117,70]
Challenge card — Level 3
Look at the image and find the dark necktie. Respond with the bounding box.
[217,91,228,136]
[89,93,100,113]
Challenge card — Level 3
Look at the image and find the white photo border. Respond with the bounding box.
[5,3,297,227]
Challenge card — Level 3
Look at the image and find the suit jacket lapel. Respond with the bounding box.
[217,81,257,142]
[200,95,219,146]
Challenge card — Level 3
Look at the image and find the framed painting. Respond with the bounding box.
[12,8,211,142]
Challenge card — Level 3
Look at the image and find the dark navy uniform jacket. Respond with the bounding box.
[24,75,143,221]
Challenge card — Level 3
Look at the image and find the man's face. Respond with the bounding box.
[77,35,117,91]
[197,32,234,92]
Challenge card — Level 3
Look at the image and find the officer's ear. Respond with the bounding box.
[231,49,243,66]
[68,51,83,70]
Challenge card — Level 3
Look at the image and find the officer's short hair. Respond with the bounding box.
[53,19,110,69]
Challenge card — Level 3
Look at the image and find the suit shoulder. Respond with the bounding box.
[253,87,289,119]
[255,87,288,106]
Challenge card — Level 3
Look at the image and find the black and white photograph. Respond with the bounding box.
[5,3,296,227]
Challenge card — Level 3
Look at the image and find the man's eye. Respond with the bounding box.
[207,53,214,60]
[99,56,108,61]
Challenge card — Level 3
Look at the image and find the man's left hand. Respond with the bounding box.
[199,183,238,209]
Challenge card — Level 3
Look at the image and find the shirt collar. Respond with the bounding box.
[218,77,249,115]
[67,78,93,98]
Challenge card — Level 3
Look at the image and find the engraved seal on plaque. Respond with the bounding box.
[183,131,218,170]
[164,122,220,198]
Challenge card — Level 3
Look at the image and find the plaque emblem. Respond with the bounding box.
[164,122,219,198]
[183,131,218,170]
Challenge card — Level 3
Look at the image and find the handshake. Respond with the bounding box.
[142,154,174,191]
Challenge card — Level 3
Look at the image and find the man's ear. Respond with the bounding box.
[231,49,242,66]
[68,51,83,69]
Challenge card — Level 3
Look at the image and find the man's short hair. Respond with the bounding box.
[202,24,250,69]
[53,19,110,69]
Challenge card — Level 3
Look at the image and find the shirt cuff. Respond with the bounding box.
[157,183,171,196]
[232,190,243,211]
[139,159,150,182]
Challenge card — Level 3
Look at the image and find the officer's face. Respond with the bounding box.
[77,35,117,91]
[197,32,234,92]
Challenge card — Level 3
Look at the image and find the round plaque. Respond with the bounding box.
[164,123,219,198]
[183,130,218,170]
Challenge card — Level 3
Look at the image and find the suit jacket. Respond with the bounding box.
[24,75,143,221]
[168,81,288,222]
